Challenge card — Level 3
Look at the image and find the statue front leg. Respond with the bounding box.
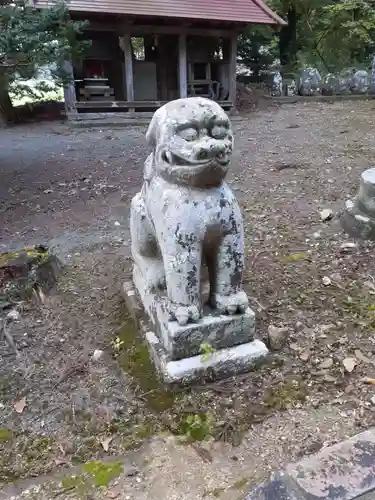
[160,235,202,326]
[210,230,248,315]
[130,192,165,290]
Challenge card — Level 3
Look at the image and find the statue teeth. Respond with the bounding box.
[166,151,173,164]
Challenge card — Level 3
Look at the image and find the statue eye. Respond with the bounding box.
[178,128,198,142]
[211,126,228,139]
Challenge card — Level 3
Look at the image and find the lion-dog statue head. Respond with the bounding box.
[144,97,233,188]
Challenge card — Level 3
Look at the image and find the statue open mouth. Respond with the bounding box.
[162,149,230,169]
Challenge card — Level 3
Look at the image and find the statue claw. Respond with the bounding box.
[168,303,201,326]
[212,291,248,315]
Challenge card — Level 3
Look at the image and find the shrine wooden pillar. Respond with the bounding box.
[178,34,188,98]
[122,33,134,104]
[228,33,238,108]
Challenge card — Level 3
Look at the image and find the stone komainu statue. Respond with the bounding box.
[130,97,248,326]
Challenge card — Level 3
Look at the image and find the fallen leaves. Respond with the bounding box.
[342,357,357,373]
[355,349,372,364]
[299,349,311,362]
[322,276,332,286]
[106,487,121,499]
[191,442,213,463]
[101,436,113,452]
[339,242,358,252]
[268,324,290,351]
[319,358,334,369]
[7,309,20,321]
[93,349,104,361]
[14,397,26,414]
[54,457,69,466]
[361,377,375,385]
[320,208,333,221]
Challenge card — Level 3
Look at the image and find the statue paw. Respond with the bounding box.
[212,291,248,315]
[168,304,201,326]
[144,266,166,291]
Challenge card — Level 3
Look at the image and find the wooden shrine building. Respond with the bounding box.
[32,0,285,114]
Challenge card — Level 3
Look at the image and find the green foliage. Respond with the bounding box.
[239,0,375,76]
[62,461,123,493]
[263,378,308,410]
[199,342,216,362]
[0,428,12,442]
[61,474,86,491]
[0,0,88,120]
[317,0,375,70]
[237,26,278,78]
[83,460,123,487]
[282,252,308,262]
[179,412,215,442]
[0,0,87,78]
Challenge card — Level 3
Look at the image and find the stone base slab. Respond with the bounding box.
[341,198,375,240]
[245,428,375,500]
[133,266,255,361]
[146,330,268,385]
[123,280,268,386]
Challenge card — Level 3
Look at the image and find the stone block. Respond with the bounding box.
[285,429,375,499]
[341,199,375,240]
[245,429,375,500]
[133,266,255,360]
[0,246,63,302]
[123,281,268,386]
[341,168,375,240]
[244,476,297,500]
[146,330,268,385]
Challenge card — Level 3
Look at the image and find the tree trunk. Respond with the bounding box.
[279,6,299,74]
[0,80,16,127]
[370,54,375,94]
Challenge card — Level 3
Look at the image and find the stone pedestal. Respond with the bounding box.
[124,280,268,385]
[341,168,375,240]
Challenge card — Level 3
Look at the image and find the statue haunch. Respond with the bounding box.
[130,97,248,326]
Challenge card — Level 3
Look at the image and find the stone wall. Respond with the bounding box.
[265,67,374,97]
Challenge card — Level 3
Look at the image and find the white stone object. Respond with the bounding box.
[285,79,297,96]
[297,68,322,96]
[336,69,353,94]
[92,349,104,361]
[128,97,267,384]
[341,168,375,240]
[320,208,333,221]
[351,70,369,93]
[322,73,340,95]
[7,309,20,321]
[267,71,283,96]
[145,330,268,385]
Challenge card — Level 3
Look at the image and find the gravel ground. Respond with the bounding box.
[1,101,375,500]
[0,122,145,253]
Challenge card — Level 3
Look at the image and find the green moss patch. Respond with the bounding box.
[263,377,308,410]
[115,318,175,412]
[0,246,63,301]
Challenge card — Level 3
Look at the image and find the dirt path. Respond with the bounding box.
[0,123,145,254]
[1,101,375,499]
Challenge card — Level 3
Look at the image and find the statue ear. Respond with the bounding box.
[146,111,160,147]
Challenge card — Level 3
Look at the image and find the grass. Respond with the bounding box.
[263,378,308,410]
[0,433,56,483]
